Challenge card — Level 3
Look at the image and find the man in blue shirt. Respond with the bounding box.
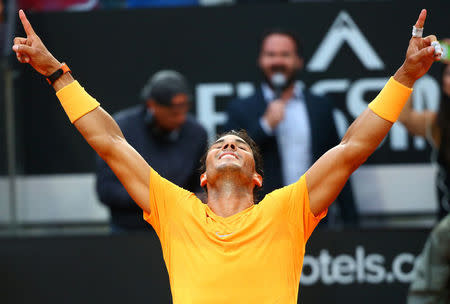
[225,29,358,227]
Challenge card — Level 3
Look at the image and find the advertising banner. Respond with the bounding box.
[7,1,448,221]
[0,230,430,303]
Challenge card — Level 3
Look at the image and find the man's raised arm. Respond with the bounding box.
[306,9,440,216]
[12,10,151,213]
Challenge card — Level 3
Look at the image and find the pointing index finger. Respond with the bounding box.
[19,9,36,36]
[415,9,427,28]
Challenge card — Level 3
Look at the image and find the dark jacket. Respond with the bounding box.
[96,105,207,230]
[224,87,358,225]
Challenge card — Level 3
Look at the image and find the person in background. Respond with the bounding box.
[398,54,450,220]
[407,213,450,303]
[96,70,208,233]
[224,28,358,227]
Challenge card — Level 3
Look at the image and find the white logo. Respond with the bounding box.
[307,11,384,72]
[215,232,234,238]
[301,246,416,285]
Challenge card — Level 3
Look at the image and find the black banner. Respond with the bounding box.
[0,229,430,303]
[8,0,449,175]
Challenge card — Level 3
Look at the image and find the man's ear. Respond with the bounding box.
[200,173,207,187]
[253,173,262,188]
[146,99,156,111]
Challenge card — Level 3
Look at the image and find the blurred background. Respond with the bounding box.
[1,0,448,303]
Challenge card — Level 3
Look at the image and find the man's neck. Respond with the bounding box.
[206,175,255,218]
[264,82,296,101]
[281,84,295,100]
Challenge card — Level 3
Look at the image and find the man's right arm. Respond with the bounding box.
[12,10,151,214]
[58,74,151,213]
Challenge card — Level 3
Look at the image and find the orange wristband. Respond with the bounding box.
[368,77,413,123]
[56,81,100,123]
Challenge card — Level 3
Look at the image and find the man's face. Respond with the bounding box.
[202,135,261,187]
[147,93,190,131]
[258,33,303,87]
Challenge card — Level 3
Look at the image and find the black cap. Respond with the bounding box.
[140,70,191,106]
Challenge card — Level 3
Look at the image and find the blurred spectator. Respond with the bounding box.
[18,0,99,12]
[399,58,450,220]
[407,213,450,303]
[96,70,207,233]
[224,28,358,227]
[0,0,4,23]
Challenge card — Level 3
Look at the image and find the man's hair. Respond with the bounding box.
[199,129,264,199]
[258,28,304,58]
[140,70,191,105]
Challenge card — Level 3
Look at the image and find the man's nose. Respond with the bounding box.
[222,142,237,150]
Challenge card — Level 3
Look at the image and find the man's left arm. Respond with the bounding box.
[319,94,359,224]
[306,9,439,216]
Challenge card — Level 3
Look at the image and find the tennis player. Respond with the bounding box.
[12,8,440,303]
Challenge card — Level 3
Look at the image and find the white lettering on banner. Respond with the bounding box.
[300,246,416,285]
[346,78,388,119]
[332,254,355,284]
[392,253,416,283]
[310,79,350,96]
[346,78,390,150]
[302,256,320,285]
[196,82,256,143]
[195,76,440,149]
[194,11,441,147]
[310,79,350,138]
[196,83,233,143]
[365,253,385,284]
[307,11,384,72]
[319,250,334,285]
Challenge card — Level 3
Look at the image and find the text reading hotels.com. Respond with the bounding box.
[301,246,416,285]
